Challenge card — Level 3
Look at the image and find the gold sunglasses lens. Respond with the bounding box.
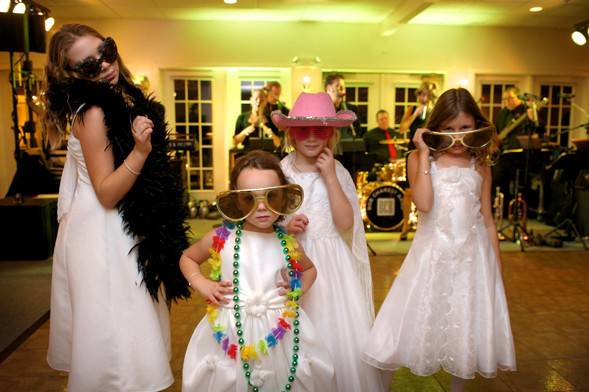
[216,192,255,221]
[423,132,453,151]
[463,127,494,148]
[266,185,304,215]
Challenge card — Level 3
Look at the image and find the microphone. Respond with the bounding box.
[558,93,575,99]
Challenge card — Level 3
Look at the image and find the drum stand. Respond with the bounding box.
[542,206,588,250]
[498,169,529,252]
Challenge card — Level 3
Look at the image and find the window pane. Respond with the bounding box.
[540,85,549,98]
[176,125,186,134]
[241,103,250,113]
[552,85,561,100]
[562,108,570,125]
[394,106,404,124]
[408,88,416,101]
[346,87,356,102]
[253,81,264,89]
[493,85,502,104]
[187,80,198,100]
[201,80,212,100]
[202,148,213,167]
[550,108,560,126]
[358,87,368,102]
[395,88,404,102]
[189,171,200,190]
[201,103,212,123]
[189,151,200,167]
[357,104,368,124]
[188,103,199,123]
[203,170,214,190]
[174,80,185,100]
[175,102,186,122]
[189,126,199,142]
[202,125,213,146]
[241,82,251,101]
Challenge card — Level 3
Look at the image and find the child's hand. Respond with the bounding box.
[193,276,233,305]
[286,214,309,234]
[316,147,337,180]
[276,268,291,296]
[413,128,431,153]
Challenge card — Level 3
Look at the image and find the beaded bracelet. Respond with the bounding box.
[123,159,140,176]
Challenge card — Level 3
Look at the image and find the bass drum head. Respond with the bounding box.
[362,183,405,231]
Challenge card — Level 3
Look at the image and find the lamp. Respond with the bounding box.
[0,1,55,31]
[571,20,589,46]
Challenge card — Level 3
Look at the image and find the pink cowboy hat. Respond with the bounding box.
[271,92,356,130]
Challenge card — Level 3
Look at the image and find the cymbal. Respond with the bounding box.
[379,138,410,145]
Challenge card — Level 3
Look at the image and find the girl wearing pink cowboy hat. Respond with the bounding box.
[272,92,389,391]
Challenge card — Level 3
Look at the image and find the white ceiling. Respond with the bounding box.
[41,0,589,28]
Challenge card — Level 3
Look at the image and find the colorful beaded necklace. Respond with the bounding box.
[205,221,303,392]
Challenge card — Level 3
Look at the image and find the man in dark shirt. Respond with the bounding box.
[263,81,289,155]
[363,110,403,164]
[495,87,535,151]
[325,74,362,139]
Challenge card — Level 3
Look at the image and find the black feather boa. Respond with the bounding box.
[46,78,191,302]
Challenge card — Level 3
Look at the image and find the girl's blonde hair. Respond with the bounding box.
[426,88,498,166]
[283,127,339,153]
[43,24,134,148]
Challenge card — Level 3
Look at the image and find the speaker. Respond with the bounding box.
[0,13,46,53]
[0,197,58,260]
[575,169,589,236]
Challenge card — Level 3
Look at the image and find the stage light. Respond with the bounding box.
[529,6,543,13]
[223,0,237,4]
[0,0,11,12]
[44,15,53,30]
[571,20,589,46]
[13,1,26,13]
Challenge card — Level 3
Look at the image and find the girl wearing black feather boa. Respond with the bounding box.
[44,24,188,391]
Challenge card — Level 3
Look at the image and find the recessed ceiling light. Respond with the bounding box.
[224,0,237,4]
[529,6,543,13]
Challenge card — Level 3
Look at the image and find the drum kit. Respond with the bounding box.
[356,138,416,231]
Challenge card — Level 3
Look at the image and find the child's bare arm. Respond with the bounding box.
[297,247,317,294]
[180,230,233,304]
[407,146,433,212]
[479,164,502,269]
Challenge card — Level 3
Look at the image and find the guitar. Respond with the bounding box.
[498,97,548,141]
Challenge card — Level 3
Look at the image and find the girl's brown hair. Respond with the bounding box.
[43,24,134,148]
[230,150,288,190]
[426,88,498,165]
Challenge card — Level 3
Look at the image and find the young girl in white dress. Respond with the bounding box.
[181,151,335,391]
[363,88,516,391]
[272,93,388,391]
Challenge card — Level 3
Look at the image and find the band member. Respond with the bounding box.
[399,81,437,149]
[325,73,362,139]
[363,109,403,164]
[398,81,437,240]
[233,88,280,155]
[263,81,289,154]
[492,86,544,211]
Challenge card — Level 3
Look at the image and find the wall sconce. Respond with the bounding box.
[292,56,321,65]
[571,20,589,46]
[302,75,312,92]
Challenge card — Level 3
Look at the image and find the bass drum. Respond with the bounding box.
[361,182,405,231]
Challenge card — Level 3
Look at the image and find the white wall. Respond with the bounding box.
[1,19,588,195]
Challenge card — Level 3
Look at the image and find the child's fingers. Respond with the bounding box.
[208,294,219,305]
[219,280,233,287]
[214,292,228,304]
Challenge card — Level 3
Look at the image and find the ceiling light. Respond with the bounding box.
[571,30,587,45]
[13,2,26,13]
[44,16,54,31]
[223,0,237,4]
[529,6,543,13]
[0,0,11,12]
[571,20,589,46]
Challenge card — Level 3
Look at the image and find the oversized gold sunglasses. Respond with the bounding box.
[216,184,304,222]
[422,126,496,152]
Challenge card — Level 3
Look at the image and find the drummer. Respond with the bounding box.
[363,109,404,164]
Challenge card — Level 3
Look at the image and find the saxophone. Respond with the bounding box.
[493,186,504,228]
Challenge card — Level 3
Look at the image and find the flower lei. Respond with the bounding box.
[204,221,303,392]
